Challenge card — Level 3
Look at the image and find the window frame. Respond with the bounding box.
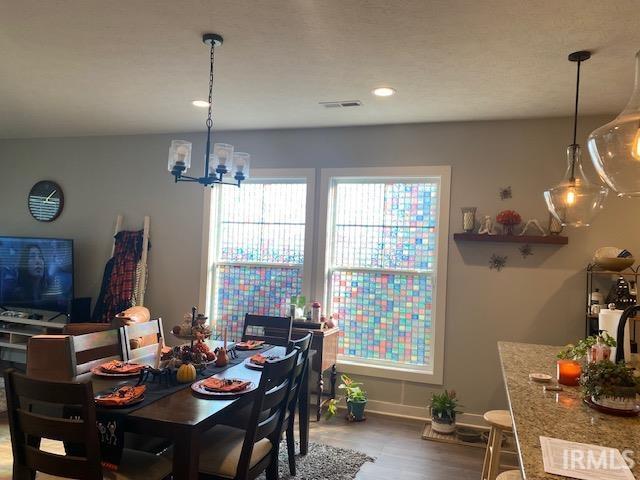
[316,166,451,385]
[200,168,316,326]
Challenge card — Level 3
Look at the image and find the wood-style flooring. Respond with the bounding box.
[309,413,485,479]
[0,411,488,479]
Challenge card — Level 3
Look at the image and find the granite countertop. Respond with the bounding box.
[498,342,640,479]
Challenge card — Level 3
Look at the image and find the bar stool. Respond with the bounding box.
[496,471,522,480]
[481,410,513,480]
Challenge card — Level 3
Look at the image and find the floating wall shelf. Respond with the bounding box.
[453,233,568,245]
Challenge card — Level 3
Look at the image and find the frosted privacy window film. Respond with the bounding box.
[219,183,306,264]
[213,181,307,339]
[330,180,439,368]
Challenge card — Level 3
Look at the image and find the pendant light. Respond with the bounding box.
[588,50,640,196]
[544,51,608,227]
[167,33,250,188]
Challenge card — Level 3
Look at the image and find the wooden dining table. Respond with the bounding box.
[80,344,310,480]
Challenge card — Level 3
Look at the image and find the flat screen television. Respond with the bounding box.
[0,236,74,313]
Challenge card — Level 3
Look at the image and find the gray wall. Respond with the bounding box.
[1,115,637,415]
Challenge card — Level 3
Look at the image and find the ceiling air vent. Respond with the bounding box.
[319,100,362,108]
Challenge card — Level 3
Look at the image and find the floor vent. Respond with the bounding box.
[319,100,362,108]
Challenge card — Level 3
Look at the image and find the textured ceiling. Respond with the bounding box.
[1,0,640,138]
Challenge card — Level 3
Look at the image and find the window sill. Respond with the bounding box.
[336,358,443,385]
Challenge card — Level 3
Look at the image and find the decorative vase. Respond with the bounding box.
[431,413,456,434]
[347,399,367,422]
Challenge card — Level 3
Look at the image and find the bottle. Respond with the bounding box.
[590,288,604,306]
[312,302,321,323]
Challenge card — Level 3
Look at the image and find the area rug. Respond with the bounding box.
[258,442,374,480]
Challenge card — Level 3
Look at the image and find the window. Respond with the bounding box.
[318,167,450,383]
[205,169,315,340]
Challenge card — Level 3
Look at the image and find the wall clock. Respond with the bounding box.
[28,180,64,222]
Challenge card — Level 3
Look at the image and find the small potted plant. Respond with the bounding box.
[326,374,367,422]
[429,390,461,434]
[581,360,640,412]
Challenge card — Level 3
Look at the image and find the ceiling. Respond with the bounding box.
[2,0,640,138]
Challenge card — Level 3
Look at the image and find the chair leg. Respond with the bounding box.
[286,420,296,476]
[481,427,495,480]
[266,442,280,480]
[487,429,503,480]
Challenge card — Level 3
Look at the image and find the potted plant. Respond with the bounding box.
[326,374,367,421]
[581,360,640,411]
[557,332,617,362]
[429,390,461,434]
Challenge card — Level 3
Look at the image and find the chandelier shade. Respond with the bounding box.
[544,145,608,227]
[543,50,608,227]
[588,50,640,197]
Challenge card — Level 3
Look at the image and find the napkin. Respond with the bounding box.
[250,353,280,366]
[236,340,265,350]
[95,385,146,407]
[202,377,251,393]
[100,360,146,374]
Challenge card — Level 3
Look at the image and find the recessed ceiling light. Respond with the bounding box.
[192,100,210,107]
[372,87,396,97]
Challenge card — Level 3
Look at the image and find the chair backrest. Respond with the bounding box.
[121,317,164,364]
[71,329,124,375]
[286,333,312,414]
[242,314,292,347]
[27,335,76,381]
[4,369,103,479]
[236,349,298,479]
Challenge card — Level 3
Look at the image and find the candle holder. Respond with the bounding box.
[461,207,477,233]
[557,359,582,386]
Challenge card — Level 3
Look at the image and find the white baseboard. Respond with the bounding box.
[359,399,488,429]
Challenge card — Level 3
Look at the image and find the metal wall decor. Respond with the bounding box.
[489,254,508,271]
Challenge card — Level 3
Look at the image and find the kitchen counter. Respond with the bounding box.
[498,341,640,479]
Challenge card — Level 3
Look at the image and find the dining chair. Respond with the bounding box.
[70,329,125,376]
[194,349,299,480]
[241,314,293,347]
[3,369,172,480]
[283,333,312,476]
[121,317,164,365]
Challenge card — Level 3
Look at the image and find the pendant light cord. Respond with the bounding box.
[570,58,582,182]
[204,42,215,179]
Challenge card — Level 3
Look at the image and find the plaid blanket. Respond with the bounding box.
[93,230,144,322]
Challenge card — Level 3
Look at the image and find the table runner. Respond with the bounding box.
[71,346,272,468]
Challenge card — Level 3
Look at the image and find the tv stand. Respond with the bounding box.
[0,309,68,364]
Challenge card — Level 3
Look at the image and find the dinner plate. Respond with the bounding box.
[191,378,257,397]
[90,366,145,378]
[583,397,640,417]
[235,342,264,351]
[95,395,145,408]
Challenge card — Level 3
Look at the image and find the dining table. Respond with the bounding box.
[80,342,310,480]
[498,341,640,479]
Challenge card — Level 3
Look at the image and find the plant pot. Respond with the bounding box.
[431,414,456,435]
[592,387,638,411]
[347,399,367,421]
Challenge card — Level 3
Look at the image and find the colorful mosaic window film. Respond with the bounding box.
[215,265,303,340]
[333,182,438,270]
[213,182,307,339]
[330,181,439,368]
[219,182,307,264]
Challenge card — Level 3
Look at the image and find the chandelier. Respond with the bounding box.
[588,50,640,196]
[167,33,250,187]
[544,51,608,227]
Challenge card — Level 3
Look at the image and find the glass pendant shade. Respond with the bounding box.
[233,152,250,179]
[168,140,192,172]
[588,50,640,196]
[544,145,608,227]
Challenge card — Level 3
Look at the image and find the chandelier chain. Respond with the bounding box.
[207,43,215,129]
